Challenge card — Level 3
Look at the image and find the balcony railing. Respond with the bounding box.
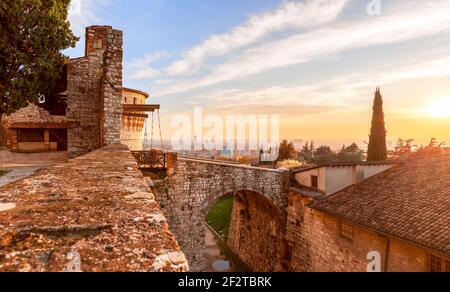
[131,150,167,171]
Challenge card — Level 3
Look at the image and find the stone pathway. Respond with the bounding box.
[204,227,251,272]
[0,150,69,187]
[0,167,43,188]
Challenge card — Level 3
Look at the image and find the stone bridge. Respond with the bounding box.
[152,157,291,272]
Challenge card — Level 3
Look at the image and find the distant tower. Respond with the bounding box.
[367,87,388,161]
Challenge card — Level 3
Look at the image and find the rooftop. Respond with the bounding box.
[5,104,67,129]
[291,161,396,174]
[122,87,150,99]
[311,153,450,257]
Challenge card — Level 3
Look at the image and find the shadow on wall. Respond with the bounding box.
[206,190,285,272]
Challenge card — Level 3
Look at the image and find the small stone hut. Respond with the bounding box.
[4,104,68,153]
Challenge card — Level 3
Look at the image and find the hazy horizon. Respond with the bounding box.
[68,0,450,144]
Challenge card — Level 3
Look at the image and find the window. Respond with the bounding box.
[340,222,354,241]
[311,175,318,189]
[134,97,137,105]
[428,254,450,272]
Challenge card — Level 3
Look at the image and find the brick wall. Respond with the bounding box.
[67,26,123,158]
[286,192,431,272]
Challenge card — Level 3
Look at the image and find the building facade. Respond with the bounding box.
[286,153,450,272]
[1,26,157,156]
[121,88,150,151]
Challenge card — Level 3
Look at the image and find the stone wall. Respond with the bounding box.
[0,117,6,147]
[285,192,431,272]
[228,190,285,272]
[152,158,290,272]
[67,26,123,158]
[0,145,188,272]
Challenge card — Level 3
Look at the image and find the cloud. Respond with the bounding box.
[185,52,450,118]
[157,0,450,96]
[126,51,168,80]
[203,104,342,117]
[165,0,350,76]
[68,0,111,36]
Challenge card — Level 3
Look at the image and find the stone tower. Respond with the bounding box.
[67,26,123,157]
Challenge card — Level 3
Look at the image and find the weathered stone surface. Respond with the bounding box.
[228,190,285,272]
[151,251,189,272]
[0,203,16,212]
[67,26,123,158]
[0,145,188,272]
[152,157,290,272]
[4,104,67,129]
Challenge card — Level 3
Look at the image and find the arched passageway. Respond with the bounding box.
[205,190,285,272]
[152,158,290,271]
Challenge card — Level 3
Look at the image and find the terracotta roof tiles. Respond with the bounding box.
[311,153,450,256]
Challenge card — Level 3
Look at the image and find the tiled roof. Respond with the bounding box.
[291,161,396,174]
[311,153,450,257]
[5,104,67,129]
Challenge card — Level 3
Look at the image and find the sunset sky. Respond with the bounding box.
[67,0,450,148]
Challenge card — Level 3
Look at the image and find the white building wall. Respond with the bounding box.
[294,164,395,196]
[294,168,326,192]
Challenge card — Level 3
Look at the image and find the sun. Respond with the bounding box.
[426,98,450,118]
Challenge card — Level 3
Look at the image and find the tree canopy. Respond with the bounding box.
[337,143,365,162]
[0,0,78,115]
[278,140,298,162]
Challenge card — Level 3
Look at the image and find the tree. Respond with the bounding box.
[367,87,388,161]
[314,145,336,165]
[299,141,315,164]
[337,143,365,162]
[391,138,415,159]
[0,0,78,121]
[416,138,445,154]
[278,140,298,162]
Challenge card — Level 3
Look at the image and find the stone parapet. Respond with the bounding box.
[0,145,188,272]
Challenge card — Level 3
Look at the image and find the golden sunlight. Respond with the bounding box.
[426,98,450,118]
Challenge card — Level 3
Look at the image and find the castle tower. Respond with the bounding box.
[66,26,123,157]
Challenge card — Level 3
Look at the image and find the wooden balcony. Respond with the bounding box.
[123,104,160,113]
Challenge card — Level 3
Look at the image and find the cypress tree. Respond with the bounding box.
[367,87,388,161]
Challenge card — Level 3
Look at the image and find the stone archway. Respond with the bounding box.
[226,190,285,272]
[152,158,290,271]
[204,189,285,272]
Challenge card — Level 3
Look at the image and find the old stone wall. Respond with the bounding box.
[0,118,6,147]
[67,26,123,158]
[152,158,290,272]
[0,145,188,272]
[285,193,430,272]
[227,190,285,272]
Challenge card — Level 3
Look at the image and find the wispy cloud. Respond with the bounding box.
[165,0,350,76]
[126,51,168,80]
[157,0,450,96]
[188,52,450,117]
[68,0,111,36]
